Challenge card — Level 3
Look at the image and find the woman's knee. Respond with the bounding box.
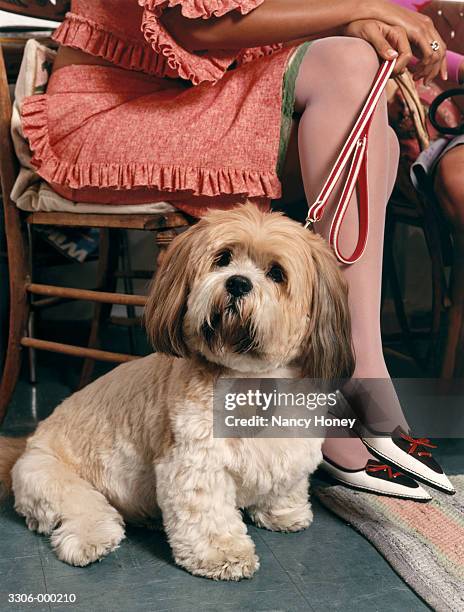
[309,37,380,85]
[434,146,464,230]
[296,37,381,109]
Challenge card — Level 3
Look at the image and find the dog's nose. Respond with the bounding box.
[226,275,253,298]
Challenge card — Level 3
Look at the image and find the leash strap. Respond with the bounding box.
[304,59,396,265]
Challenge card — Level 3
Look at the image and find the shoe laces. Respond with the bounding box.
[400,433,437,458]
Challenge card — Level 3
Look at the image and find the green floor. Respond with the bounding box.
[0,329,462,612]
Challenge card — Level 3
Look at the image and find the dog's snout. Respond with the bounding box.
[226,275,253,298]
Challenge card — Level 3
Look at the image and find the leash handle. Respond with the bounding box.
[305,59,396,265]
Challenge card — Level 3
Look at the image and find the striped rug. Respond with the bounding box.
[315,475,464,612]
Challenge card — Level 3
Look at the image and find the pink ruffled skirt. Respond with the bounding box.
[21,45,305,217]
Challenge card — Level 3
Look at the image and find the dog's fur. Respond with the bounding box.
[2,205,354,580]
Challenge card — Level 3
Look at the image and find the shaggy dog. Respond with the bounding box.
[1,205,354,581]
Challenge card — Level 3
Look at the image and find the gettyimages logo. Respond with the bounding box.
[224,389,338,412]
[214,379,358,438]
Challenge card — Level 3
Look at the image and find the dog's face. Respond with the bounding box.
[145,205,354,378]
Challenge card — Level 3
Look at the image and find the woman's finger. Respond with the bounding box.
[410,19,446,84]
[425,30,447,84]
[415,46,442,85]
[384,26,413,74]
[361,22,399,63]
[440,57,448,81]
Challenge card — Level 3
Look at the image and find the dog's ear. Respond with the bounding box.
[300,240,355,381]
[144,223,202,358]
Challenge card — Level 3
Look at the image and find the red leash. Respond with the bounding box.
[305,59,396,265]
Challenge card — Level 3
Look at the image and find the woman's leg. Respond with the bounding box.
[434,146,464,378]
[292,37,404,468]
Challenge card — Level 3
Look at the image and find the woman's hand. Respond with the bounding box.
[366,1,447,83]
[342,20,412,76]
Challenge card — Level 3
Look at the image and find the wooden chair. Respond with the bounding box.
[383,165,451,374]
[382,72,453,375]
[0,8,191,425]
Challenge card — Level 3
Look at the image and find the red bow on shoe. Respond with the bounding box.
[400,433,437,458]
[366,463,401,479]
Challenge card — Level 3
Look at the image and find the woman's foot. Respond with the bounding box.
[361,428,455,495]
[332,389,455,495]
[321,432,432,501]
[321,456,432,502]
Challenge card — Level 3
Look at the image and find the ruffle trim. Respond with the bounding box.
[141,6,237,85]
[139,0,265,19]
[237,44,283,66]
[21,95,282,199]
[52,12,168,77]
[140,0,271,84]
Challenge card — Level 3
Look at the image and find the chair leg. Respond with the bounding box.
[120,230,136,354]
[0,278,29,425]
[453,312,464,377]
[384,217,424,369]
[421,207,447,375]
[0,45,31,425]
[0,216,30,426]
[78,229,120,389]
[440,233,464,378]
[26,223,37,384]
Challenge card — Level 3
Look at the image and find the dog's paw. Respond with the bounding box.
[178,535,259,581]
[16,502,59,536]
[50,513,125,567]
[25,515,57,535]
[251,503,313,533]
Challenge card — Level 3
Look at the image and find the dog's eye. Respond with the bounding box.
[267,264,285,283]
[215,250,232,267]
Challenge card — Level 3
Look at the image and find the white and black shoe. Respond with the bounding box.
[321,456,432,501]
[362,427,455,495]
